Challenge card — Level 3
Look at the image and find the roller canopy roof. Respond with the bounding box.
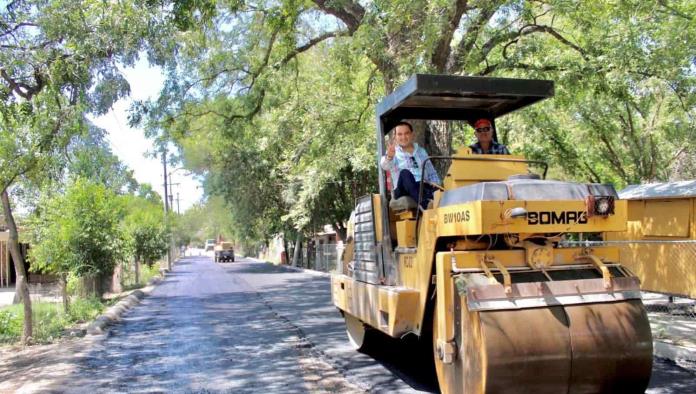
[377,74,554,133]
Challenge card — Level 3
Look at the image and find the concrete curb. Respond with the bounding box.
[86,275,164,335]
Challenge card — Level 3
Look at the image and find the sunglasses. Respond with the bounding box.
[410,156,418,168]
[475,127,492,133]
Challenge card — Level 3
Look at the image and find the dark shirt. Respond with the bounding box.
[469,141,510,154]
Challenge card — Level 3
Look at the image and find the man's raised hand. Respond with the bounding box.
[386,140,396,159]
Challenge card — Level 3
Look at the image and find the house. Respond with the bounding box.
[0,227,55,288]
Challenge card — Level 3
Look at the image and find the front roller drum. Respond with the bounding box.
[434,300,653,393]
[344,312,372,351]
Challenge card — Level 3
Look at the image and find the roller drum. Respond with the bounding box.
[435,298,653,393]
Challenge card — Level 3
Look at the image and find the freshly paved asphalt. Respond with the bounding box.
[1,255,694,393]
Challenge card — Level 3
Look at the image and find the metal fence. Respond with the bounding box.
[290,243,344,273]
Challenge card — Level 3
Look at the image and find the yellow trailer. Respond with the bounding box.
[605,181,696,298]
[332,74,653,393]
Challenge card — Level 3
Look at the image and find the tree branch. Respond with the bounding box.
[431,0,469,72]
[449,3,501,72]
[0,22,38,39]
[535,24,587,59]
[0,68,44,99]
[583,161,602,184]
[618,104,645,178]
[245,29,278,93]
[312,0,365,33]
[478,62,565,75]
[276,30,349,67]
[657,0,693,20]
[481,22,548,59]
[597,130,630,182]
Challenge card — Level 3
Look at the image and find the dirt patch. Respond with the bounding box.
[0,335,102,392]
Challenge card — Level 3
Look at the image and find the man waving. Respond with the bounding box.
[380,121,441,208]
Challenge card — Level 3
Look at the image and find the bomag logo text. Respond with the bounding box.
[444,210,470,224]
[527,211,588,225]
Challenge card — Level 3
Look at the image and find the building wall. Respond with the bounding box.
[0,232,56,287]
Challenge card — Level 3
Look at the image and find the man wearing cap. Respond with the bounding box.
[469,118,511,154]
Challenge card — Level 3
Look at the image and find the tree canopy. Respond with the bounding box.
[28,178,127,278]
[122,194,169,266]
[0,0,184,342]
[138,0,694,246]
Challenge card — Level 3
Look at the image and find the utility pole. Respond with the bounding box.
[162,151,169,214]
[167,181,180,215]
[162,149,172,270]
[167,170,181,215]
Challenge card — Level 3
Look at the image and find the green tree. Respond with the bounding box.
[28,178,127,310]
[67,125,138,194]
[144,0,694,249]
[178,197,236,245]
[0,0,181,342]
[122,195,168,285]
[136,183,164,205]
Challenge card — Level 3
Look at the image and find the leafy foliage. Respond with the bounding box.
[28,178,127,278]
[141,0,695,248]
[173,196,237,247]
[67,125,139,194]
[122,195,169,266]
[0,0,179,190]
[0,0,182,341]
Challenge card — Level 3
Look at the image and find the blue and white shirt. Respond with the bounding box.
[380,143,441,187]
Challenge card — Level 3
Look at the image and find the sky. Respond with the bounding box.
[91,59,203,212]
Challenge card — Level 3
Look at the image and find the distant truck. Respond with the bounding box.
[214,241,235,262]
[204,239,216,252]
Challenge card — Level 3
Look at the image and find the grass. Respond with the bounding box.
[139,263,161,286]
[0,297,106,344]
[121,262,163,291]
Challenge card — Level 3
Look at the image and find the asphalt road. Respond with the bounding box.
[1,255,694,393]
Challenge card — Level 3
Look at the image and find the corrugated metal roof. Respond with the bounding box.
[619,180,696,200]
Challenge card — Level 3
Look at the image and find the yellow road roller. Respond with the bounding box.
[331,74,653,393]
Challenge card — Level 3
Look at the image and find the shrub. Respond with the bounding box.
[68,297,105,323]
[0,299,107,344]
[0,309,22,343]
[31,303,68,343]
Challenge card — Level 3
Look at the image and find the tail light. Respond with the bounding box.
[586,195,615,217]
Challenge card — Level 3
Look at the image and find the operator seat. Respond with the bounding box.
[388,193,419,250]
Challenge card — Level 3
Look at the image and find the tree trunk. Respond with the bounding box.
[134,258,140,286]
[282,236,290,265]
[111,264,123,293]
[61,274,69,313]
[291,233,303,267]
[426,120,453,176]
[334,222,347,242]
[1,189,33,344]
